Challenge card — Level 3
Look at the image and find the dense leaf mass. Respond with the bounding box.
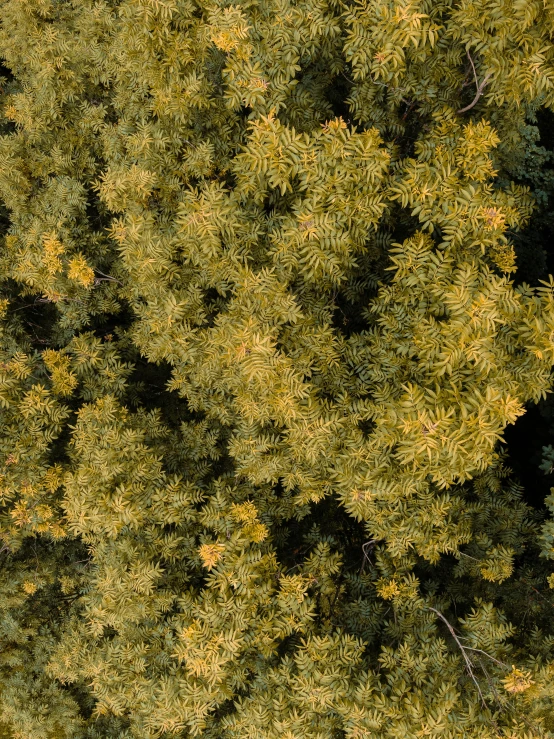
[1,0,554,737]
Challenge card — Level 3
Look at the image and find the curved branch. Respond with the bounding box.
[458,72,493,114]
[466,49,479,88]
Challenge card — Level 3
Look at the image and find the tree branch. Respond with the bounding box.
[458,73,493,113]
[427,606,487,709]
[458,51,492,113]
[360,538,384,574]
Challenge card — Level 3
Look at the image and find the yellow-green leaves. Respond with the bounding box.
[235,114,390,286]
[389,111,534,272]
[1,0,554,737]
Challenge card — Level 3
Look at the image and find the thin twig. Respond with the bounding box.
[457,551,481,563]
[17,296,85,307]
[427,606,487,709]
[402,100,416,121]
[462,646,511,669]
[360,538,384,574]
[466,49,479,88]
[341,71,355,86]
[476,658,504,734]
[94,269,122,286]
[520,578,554,609]
[458,52,493,113]
[326,577,343,618]
[11,299,47,313]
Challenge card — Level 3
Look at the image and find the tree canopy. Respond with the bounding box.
[1,0,554,737]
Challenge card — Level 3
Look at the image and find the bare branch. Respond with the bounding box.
[94,269,123,286]
[466,49,479,88]
[457,551,480,562]
[360,538,384,574]
[458,71,493,113]
[462,646,511,669]
[427,606,487,709]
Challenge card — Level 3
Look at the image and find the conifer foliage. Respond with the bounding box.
[1,0,554,737]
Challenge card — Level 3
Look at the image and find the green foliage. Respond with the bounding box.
[1,0,554,738]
